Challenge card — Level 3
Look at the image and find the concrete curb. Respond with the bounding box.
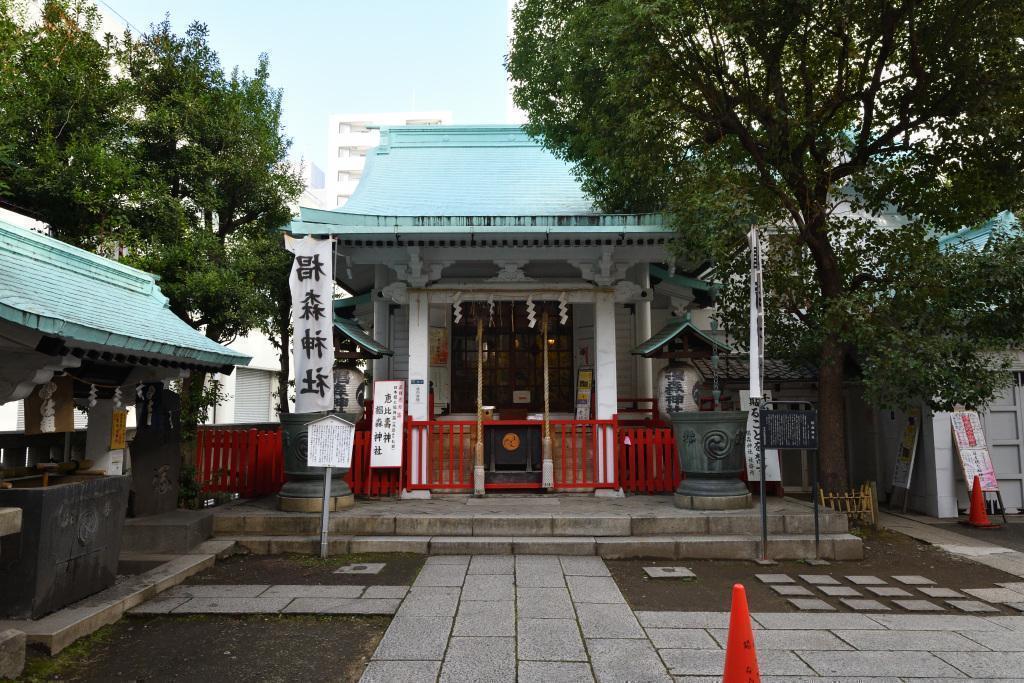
[0,551,220,654]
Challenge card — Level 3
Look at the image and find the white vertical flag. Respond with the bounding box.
[745,227,774,479]
[748,227,765,400]
[286,235,335,413]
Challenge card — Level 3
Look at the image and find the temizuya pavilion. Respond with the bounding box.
[286,125,716,495]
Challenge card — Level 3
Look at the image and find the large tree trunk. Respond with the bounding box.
[817,334,848,491]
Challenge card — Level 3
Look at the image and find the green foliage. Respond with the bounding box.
[510,0,1024,484]
[178,463,202,509]
[0,2,302,430]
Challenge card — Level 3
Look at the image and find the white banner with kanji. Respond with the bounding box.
[286,235,334,413]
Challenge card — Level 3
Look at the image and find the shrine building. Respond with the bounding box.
[286,125,733,494]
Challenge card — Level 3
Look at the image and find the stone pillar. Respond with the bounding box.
[636,265,653,400]
[593,292,618,484]
[84,399,123,474]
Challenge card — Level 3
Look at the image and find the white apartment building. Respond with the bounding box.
[327,111,452,208]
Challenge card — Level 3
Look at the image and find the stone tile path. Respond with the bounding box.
[360,556,1024,682]
[756,572,1024,614]
[129,583,409,615]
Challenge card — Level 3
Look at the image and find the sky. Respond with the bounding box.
[99,0,512,171]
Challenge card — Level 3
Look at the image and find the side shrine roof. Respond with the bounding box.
[0,217,249,370]
[286,125,670,236]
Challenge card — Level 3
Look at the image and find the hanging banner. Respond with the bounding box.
[891,407,922,489]
[110,409,128,449]
[25,376,75,435]
[286,235,335,413]
[748,227,765,399]
[950,411,999,492]
[370,380,405,467]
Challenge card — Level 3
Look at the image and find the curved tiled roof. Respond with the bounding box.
[0,217,249,369]
[337,125,598,217]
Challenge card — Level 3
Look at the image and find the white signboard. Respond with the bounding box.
[370,380,405,467]
[741,390,781,481]
[306,415,355,469]
[950,411,999,492]
[286,235,335,413]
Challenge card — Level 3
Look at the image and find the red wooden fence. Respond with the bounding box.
[195,427,284,497]
[617,426,680,493]
[194,419,679,498]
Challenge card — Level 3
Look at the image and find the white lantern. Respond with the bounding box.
[333,366,366,415]
[656,362,702,421]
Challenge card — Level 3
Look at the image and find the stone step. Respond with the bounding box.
[222,532,861,561]
[213,510,848,538]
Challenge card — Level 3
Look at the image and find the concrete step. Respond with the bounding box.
[213,510,849,538]
[122,509,214,554]
[221,532,862,561]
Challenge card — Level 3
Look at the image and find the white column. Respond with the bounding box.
[371,265,391,390]
[408,290,430,420]
[636,265,653,399]
[84,399,123,475]
[593,291,618,484]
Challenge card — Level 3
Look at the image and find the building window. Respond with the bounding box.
[233,367,273,423]
[337,171,348,183]
[450,302,573,413]
[338,123,350,134]
[336,195,346,206]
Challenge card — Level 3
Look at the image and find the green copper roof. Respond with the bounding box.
[631,317,732,358]
[285,125,671,237]
[649,265,712,292]
[342,125,596,216]
[0,217,249,369]
[939,210,1019,251]
[334,316,392,358]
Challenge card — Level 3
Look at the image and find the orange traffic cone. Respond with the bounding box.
[723,583,760,683]
[963,475,1000,529]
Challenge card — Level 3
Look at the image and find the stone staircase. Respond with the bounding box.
[211,500,862,560]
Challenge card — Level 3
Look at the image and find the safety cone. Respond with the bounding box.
[962,475,1001,529]
[723,583,760,683]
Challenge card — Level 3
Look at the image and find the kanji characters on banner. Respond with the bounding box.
[286,235,335,413]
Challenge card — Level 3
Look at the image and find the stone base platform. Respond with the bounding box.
[212,494,861,561]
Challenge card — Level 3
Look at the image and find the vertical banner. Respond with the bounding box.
[370,380,406,467]
[286,235,335,414]
[745,227,767,474]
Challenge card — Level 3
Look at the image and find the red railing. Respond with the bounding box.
[195,417,680,498]
[405,418,619,491]
[407,420,476,490]
[195,426,284,497]
[617,426,680,493]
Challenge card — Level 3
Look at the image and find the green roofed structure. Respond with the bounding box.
[0,210,249,477]
[283,124,720,494]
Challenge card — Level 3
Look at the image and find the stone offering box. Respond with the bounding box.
[0,475,130,619]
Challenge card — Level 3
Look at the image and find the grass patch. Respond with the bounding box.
[12,624,116,683]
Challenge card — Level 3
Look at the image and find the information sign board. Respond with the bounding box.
[370,380,406,467]
[760,409,818,450]
[306,414,355,469]
[950,411,999,491]
[891,408,922,490]
[574,367,594,420]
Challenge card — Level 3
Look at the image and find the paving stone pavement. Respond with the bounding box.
[361,555,1024,681]
[131,583,409,615]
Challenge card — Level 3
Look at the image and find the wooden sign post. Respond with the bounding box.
[307,414,355,558]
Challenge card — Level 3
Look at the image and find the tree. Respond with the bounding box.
[0,0,136,250]
[509,0,1024,489]
[120,20,302,427]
